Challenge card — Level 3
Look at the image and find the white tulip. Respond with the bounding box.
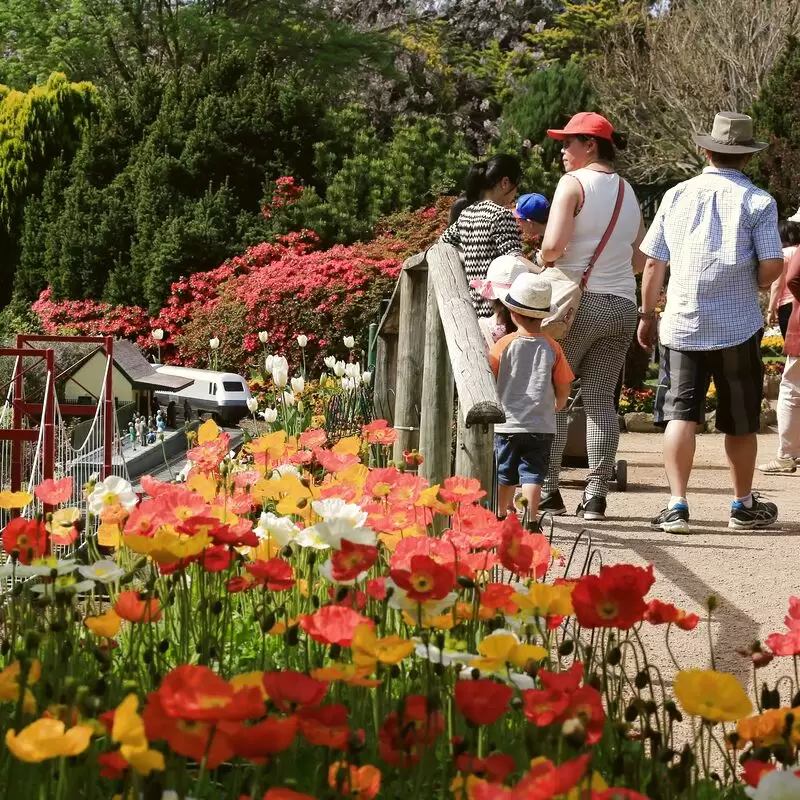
[291,376,305,394]
[324,356,336,370]
[344,363,358,379]
[151,328,164,341]
[258,330,269,343]
[265,355,275,373]
[297,334,308,348]
[362,371,372,386]
[259,408,278,423]
[209,337,220,350]
[283,391,296,407]
[341,377,355,392]
[272,366,288,389]
[343,336,355,348]
[246,397,259,413]
[297,400,304,412]
[333,360,346,378]
[271,355,288,376]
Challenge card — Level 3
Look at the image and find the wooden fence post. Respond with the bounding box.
[455,405,495,506]
[392,253,428,464]
[419,279,454,487]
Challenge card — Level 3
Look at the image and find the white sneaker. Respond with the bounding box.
[757,458,796,474]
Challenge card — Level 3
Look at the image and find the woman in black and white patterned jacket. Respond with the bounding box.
[439,155,524,318]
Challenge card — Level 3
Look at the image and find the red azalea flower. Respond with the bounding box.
[246,558,295,591]
[158,664,265,722]
[522,688,570,727]
[202,545,234,573]
[262,671,329,712]
[330,540,378,582]
[3,518,49,564]
[297,703,351,749]
[114,591,162,623]
[34,477,73,505]
[228,715,298,761]
[389,555,454,603]
[440,476,486,505]
[571,564,655,629]
[454,680,513,726]
[300,605,374,646]
[645,599,700,631]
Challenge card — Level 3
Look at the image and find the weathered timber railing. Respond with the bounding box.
[373,242,505,493]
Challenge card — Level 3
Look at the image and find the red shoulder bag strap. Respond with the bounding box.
[579,177,625,290]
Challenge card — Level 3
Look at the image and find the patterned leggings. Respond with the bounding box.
[544,292,637,498]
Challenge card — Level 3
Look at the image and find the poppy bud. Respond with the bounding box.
[408,668,418,680]
[435,633,446,650]
[760,684,780,710]
[457,576,475,590]
[43,681,54,700]
[794,691,800,708]
[470,668,480,680]
[49,620,64,634]
[634,670,650,689]
[335,587,349,603]
[311,596,320,609]
[558,639,574,656]
[11,581,23,597]
[296,498,308,509]
[645,700,658,716]
[281,545,293,558]
[707,595,718,612]
[24,631,40,652]
[679,743,694,768]
[211,599,223,615]
[611,754,625,776]
[659,748,677,763]
[606,646,622,666]
[329,644,341,660]
[285,626,299,646]
[262,612,276,632]
[142,650,153,664]
[624,704,639,722]
[665,701,682,722]
[390,665,400,678]
[0,641,10,655]
[433,663,445,676]
[726,731,740,749]
[159,639,170,653]
[307,553,316,567]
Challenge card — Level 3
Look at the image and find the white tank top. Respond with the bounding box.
[554,168,639,304]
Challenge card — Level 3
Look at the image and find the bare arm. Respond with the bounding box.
[786,248,800,303]
[757,259,785,289]
[631,213,647,275]
[540,175,581,263]
[637,257,668,350]
[554,382,571,412]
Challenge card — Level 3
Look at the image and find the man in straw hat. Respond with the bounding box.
[489,273,575,528]
[637,111,785,534]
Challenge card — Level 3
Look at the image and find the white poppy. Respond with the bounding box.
[414,640,476,668]
[386,579,458,618]
[87,475,138,515]
[253,512,299,546]
[31,577,95,595]
[318,558,368,587]
[78,559,125,584]
[15,559,78,578]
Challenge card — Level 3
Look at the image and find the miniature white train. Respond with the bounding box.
[153,365,253,425]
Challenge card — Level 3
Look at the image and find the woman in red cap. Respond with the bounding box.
[536,112,647,521]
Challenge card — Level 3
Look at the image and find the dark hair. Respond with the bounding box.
[780,220,800,247]
[448,196,470,225]
[707,150,751,169]
[465,154,522,204]
[492,300,517,334]
[575,132,627,163]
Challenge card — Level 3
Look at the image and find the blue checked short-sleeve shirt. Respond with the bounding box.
[641,167,783,351]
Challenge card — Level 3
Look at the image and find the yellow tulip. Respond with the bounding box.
[85,609,122,638]
[470,633,547,673]
[352,624,414,667]
[5,718,93,762]
[674,669,753,722]
[0,490,34,510]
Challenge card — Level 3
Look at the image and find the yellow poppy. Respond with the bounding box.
[566,772,608,799]
[187,472,217,502]
[332,436,361,456]
[470,633,547,673]
[513,583,574,619]
[737,708,800,746]
[197,418,220,444]
[379,524,426,553]
[85,609,121,638]
[47,507,81,535]
[0,660,41,714]
[249,430,288,459]
[112,695,165,776]
[311,663,381,687]
[674,669,752,722]
[0,490,34,510]
[230,672,268,701]
[254,473,310,504]
[123,528,210,564]
[402,611,455,630]
[97,522,121,548]
[352,624,414,667]
[5,718,93,762]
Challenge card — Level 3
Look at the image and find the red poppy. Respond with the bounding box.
[362,419,397,445]
[299,429,327,449]
[522,688,570,727]
[497,515,550,578]
[366,577,387,601]
[246,558,295,591]
[34,477,73,505]
[455,752,516,782]
[114,591,162,623]
[365,467,401,498]
[479,584,518,614]
[227,575,254,593]
[644,599,700,631]
[766,628,800,656]
[98,750,128,779]
[328,762,381,799]
[298,704,351,749]
[538,661,584,694]
[262,671,328,712]
[2,518,49,564]
[389,555,454,603]
[741,760,776,788]
[564,685,605,744]
[594,792,654,800]
[202,545,234,573]
[300,605,374,647]
[143,689,235,768]
[571,564,654,629]
[158,665,265,722]
[228,715,298,761]
[454,680,513,726]
[330,540,378,582]
[439,476,486,505]
[314,448,361,474]
[518,753,591,797]
[262,790,316,800]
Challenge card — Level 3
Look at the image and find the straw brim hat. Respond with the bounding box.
[500,274,553,319]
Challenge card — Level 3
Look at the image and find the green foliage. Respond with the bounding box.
[752,36,800,216]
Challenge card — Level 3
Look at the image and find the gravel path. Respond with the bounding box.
[549,431,800,697]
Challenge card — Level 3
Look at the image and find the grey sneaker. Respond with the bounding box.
[729,494,778,530]
[757,458,796,474]
[650,504,690,534]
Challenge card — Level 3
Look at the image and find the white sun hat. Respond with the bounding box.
[469,254,536,301]
[501,272,553,319]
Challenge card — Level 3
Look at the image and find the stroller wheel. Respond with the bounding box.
[615,459,628,492]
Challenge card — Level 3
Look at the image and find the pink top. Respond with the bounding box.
[776,246,798,307]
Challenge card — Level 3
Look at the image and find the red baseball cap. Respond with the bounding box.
[546,112,614,141]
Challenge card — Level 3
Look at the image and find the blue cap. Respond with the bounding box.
[515,193,550,224]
